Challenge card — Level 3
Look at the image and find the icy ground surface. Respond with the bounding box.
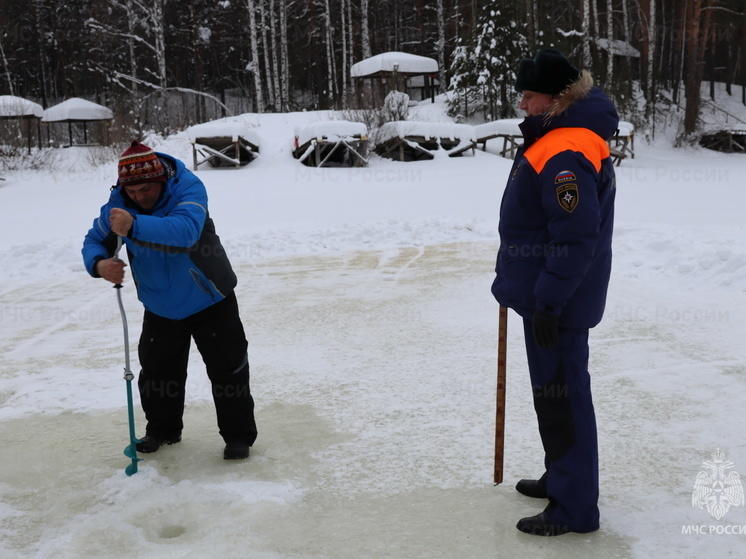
[1,105,745,558]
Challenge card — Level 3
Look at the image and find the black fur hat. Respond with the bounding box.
[515,48,580,95]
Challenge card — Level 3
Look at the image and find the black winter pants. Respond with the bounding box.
[137,292,257,446]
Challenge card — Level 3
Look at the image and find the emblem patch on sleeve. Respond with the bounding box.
[554,170,577,184]
[556,183,579,213]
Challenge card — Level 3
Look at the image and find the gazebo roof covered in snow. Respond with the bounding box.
[42,98,114,123]
[351,52,438,78]
[0,95,44,119]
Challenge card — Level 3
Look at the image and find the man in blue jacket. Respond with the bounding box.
[492,49,618,535]
[83,141,257,460]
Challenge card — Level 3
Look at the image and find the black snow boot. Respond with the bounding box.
[135,434,182,453]
[223,441,250,460]
[516,477,548,499]
[516,511,571,536]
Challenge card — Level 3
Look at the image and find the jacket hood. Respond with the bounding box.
[520,71,620,142]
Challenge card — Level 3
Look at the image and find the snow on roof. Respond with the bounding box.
[0,95,43,118]
[617,120,635,136]
[351,52,438,78]
[295,120,368,146]
[474,119,523,139]
[42,98,114,122]
[187,121,262,146]
[374,121,475,145]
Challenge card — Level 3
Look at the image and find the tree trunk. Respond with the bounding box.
[645,0,655,122]
[279,0,290,110]
[32,0,48,106]
[123,0,142,130]
[606,0,614,87]
[673,0,687,105]
[683,0,714,137]
[0,36,13,96]
[437,0,446,92]
[269,0,281,108]
[347,0,355,94]
[582,0,592,68]
[247,0,265,112]
[149,0,167,90]
[361,0,371,59]
[341,0,348,103]
[323,0,335,105]
[259,0,275,109]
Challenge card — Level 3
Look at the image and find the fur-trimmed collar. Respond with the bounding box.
[545,70,594,119]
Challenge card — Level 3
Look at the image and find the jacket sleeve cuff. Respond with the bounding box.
[127,215,137,239]
[90,256,104,278]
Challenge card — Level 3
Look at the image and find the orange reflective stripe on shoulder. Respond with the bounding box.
[523,127,610,174]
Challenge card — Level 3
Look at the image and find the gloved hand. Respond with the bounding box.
[532,309,559,349]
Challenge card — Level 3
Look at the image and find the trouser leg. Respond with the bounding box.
[522,318,599,531]
[137,310,191,438]
[190,292,257,446]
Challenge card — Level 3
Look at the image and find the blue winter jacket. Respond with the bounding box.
[82,153,237,320]
[491,85,619,329]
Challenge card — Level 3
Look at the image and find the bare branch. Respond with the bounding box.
[86,19,158,55]
[701,6,744,16]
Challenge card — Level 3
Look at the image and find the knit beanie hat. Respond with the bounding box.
[118,141,167,187]
[515,48,580,95]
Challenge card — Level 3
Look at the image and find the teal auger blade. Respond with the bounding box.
[123,444,142,476]
[123,442,141,459]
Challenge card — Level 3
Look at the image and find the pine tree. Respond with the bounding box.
[447,41,477,120]
[472,1,529,119]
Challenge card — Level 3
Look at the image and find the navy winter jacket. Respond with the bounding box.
[491,83,618,329]
[82,153,237,320]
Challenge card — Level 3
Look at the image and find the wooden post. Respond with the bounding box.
[494,305,508,485]
[68,122,73,147]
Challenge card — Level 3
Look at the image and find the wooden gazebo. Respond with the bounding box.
[351,51,439,106]
[42,98,114,147]
[0,95,43,154]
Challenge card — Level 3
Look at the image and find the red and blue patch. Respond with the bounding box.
[554,170,577,184]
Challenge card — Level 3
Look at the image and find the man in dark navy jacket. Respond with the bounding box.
[83,141,257,460]
[492,49,618,535]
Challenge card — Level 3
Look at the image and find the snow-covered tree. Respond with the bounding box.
[472,1,529,119]
[447,41,478,119]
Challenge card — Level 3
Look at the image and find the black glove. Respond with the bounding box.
[532,309,559,349]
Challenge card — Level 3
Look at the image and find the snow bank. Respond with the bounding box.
[42,98,113,122]
[294,120,367,146]
[0,95,43,118]
[351,51,438,77]
[374,121,475,145]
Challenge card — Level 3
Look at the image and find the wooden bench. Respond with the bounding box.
[293,134,369,167]
[192,135,259,170]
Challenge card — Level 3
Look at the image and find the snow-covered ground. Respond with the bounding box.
[1,102,745,558]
